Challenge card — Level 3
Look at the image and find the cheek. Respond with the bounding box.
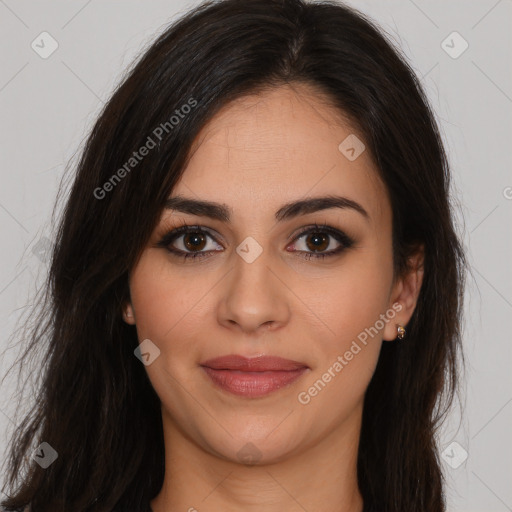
[299,251,392,348]
[128,253,216,356]
[294,257,391,421]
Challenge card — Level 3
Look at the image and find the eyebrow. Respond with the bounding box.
[164,194,370,223]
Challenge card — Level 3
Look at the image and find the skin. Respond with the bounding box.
[123,83,424,512]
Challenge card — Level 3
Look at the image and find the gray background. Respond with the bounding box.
[1,1,511,510]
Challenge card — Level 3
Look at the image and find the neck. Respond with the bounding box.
[150,405,365,512]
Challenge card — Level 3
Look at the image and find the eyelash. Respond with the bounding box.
[155,222,354,262]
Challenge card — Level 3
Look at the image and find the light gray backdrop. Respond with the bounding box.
[1,1,511,511]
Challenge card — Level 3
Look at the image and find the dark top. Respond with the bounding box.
[145,501,384,511]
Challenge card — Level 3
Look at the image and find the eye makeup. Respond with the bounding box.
[154,221,355,262]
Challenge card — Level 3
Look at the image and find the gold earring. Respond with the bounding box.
[397,324,406,340]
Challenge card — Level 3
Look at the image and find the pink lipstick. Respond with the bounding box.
[200,355,309,398]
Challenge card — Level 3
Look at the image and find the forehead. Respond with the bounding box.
[171,84,390,228]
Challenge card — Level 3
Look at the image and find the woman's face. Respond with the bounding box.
[124,84,418,464]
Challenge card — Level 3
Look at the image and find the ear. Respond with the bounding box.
[122,301,136,325]
[383,244,425,341]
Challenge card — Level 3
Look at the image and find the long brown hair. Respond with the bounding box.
[1,1,467,510]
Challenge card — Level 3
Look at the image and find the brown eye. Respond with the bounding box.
[182,232,207,252]
[156,225,223,261]
[304,232,330,252]
[156,222,354,263]
[287,223,355,260]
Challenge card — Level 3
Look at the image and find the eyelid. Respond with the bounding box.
[289,222,344,239]
[156,224,223,249]
[155,221,354,258]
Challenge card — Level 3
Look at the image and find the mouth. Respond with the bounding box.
[199,355,310,398]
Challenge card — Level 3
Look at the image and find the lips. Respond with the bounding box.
[201,355,308,371]
[200,355,309,398]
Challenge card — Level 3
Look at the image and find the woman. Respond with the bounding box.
[0,0,466,511]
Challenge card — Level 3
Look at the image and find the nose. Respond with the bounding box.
[217,244,291,335]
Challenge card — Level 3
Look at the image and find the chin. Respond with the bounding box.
[202,427,304,466]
